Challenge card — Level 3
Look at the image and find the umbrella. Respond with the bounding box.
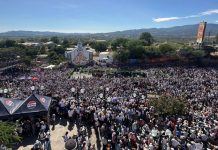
[65,139,77,150]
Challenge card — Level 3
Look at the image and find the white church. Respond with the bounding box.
[65,42,93,65]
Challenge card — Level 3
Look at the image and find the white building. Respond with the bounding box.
[19,42,40,47]
[99,51,113,63]
[65,42,93,65]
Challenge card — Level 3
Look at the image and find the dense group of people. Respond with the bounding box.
[0,65,218,149]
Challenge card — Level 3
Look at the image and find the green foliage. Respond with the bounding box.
[0,40,16,48]
[112,40,178,62]
[180,46,205,58]
[127,40,145,59]
[62,38,70,48]
[91,41,108,52]
[50,36,59,44]
[25,48,38,59]
[144,46,161,58]
[40,38,49,43]
[39,46,47,54]
[48,46,66,65]
[0,121,22,147]
[113,50,129,63]
[19,39,25,43]
[111,38,129,50]
[53,46,65,55]
[148,95,187,116]
[191,50,205,58]
[159,44,176,56]
[5,40,16,48]
[139,32,154,46]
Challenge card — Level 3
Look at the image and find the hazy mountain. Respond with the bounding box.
[0,24,217,39]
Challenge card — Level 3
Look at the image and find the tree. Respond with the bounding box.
[139,32,154,46]
[5,40,16,48]
[25,48,38,59]
[0,41,5,48]
[40,38,49,43]
[111,38,129,50]
[113,50,129,63]
[148,95,187,116]
[62,39,70,48]
[53,46,65,55]
[144,46,161,58]
[191,50,205,58]
[91,42,108,52]
[159,44,176,56]
[127,40,145,59]
[0,121,22,147]
[50,36,59,44]
[39,46,47,54]
[19,39,25,43]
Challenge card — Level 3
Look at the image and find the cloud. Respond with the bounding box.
[153,17,179,22]
[216,20,218,23]
[153,9,218,23]
[201,9,218,15]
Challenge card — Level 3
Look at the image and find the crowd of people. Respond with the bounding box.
[0,65,218,149]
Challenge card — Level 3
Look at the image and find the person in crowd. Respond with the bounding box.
[32,140,43,150]
[1,65,218,149]
[64,131,69,142]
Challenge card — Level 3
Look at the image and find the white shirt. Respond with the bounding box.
[171,138,179,147]
[68,110,74,117]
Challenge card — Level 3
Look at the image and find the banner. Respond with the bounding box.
[196,21,207,44]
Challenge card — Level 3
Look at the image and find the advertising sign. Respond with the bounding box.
[196,21,207,44]
[27,101,37,109]
[5,99,14,107]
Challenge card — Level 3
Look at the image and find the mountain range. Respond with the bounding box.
[0,24,218,40]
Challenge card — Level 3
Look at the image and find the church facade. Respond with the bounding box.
[65,42,93,65]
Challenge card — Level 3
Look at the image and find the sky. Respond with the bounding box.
[0,0,218,33]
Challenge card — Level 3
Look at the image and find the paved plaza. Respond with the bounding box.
[17,118,98,150]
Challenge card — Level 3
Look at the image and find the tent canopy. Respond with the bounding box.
[0,98,11,118]
[0,94,52,118]
[13,94,52,115]
[0,98,22,115]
